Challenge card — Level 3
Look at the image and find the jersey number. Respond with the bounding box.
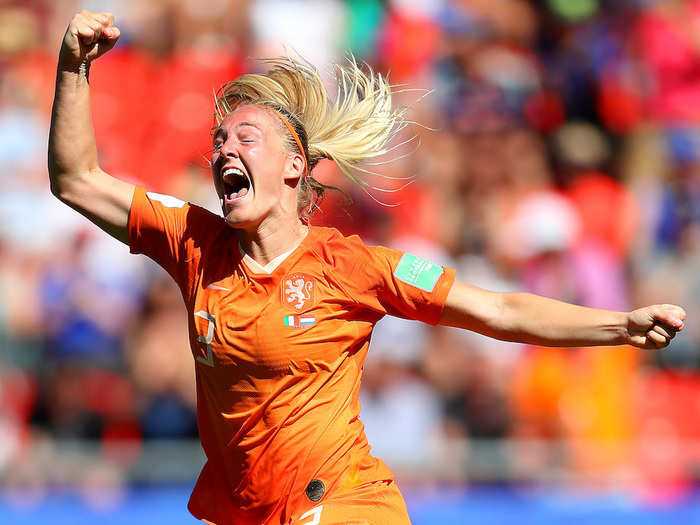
[194,310,215,367]
[299,505,323,525]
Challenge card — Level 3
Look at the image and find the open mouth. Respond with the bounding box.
[221,167,251,204]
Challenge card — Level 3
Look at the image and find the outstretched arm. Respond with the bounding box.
[439,281,686,349]
[48,10,134,243]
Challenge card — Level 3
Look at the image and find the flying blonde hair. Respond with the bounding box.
[213,55,412,220]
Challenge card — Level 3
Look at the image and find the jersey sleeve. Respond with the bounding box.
[128,186,221,297]
[338,237,456,325]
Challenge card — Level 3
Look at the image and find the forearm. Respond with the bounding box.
[46,13,133,244]
[439,282,629,347]
[48,59,99,197]
[440,281,684,350]
[496,292,628,347]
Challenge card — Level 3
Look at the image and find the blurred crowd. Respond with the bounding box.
[1,0,700,507]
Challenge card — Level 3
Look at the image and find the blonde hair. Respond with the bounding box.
[213,55,410,220]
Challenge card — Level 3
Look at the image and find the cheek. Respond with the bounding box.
[248,148,276,179]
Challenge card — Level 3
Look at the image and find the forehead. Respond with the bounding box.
[218,104,280,132]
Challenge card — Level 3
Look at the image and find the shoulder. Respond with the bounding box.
[182,205,234,257]
[133,188,231,253]
[148,190,225,230]
[142,190,190,210]
[306,226,374,263]
[304,227,398,289]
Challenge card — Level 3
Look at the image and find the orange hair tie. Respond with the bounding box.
[266,108,308,179]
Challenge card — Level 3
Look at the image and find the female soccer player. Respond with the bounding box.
[49,11,685,525]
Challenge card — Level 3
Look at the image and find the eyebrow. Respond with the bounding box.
[213,121,262,139]
[236,121,262,131]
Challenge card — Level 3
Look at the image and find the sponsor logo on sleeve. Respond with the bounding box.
[393,253,444,292]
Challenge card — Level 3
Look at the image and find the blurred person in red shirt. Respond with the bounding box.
[636,0,700,122]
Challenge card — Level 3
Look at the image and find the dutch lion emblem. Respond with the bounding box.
[283,273,315,310]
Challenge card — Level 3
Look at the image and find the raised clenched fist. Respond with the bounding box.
[59,10,120,70]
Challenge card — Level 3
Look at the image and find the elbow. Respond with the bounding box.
[49,177,71,203]
[48,159,68,201]
[49,177,64,199]
[48,149,91,203]
[492,292,522,342]
[48,170,87,206]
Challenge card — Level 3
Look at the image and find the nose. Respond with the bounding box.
[220,138,238,159]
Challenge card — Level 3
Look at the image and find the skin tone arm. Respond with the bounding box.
[440,281,686,350]
[48,10,134,244]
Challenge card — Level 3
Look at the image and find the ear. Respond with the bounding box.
[283,152,306,184]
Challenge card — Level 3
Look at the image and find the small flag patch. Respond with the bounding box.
[284,315,316,328]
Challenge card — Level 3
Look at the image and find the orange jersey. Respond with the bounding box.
[128,187,456,524]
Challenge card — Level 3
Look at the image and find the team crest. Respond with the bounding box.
[283,273,315,311]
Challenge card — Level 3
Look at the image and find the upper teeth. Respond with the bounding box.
[223,167,246,181]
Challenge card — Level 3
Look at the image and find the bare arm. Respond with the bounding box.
[439,281,686,349]
[48,10,134,244]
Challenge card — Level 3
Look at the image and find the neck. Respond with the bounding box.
[238,217,309,266]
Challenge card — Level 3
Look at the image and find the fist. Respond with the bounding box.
[60,11,120,69]
[627,304,686,349]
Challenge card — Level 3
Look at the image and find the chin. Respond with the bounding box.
[223,213,246,227]
[223,210,258,230]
